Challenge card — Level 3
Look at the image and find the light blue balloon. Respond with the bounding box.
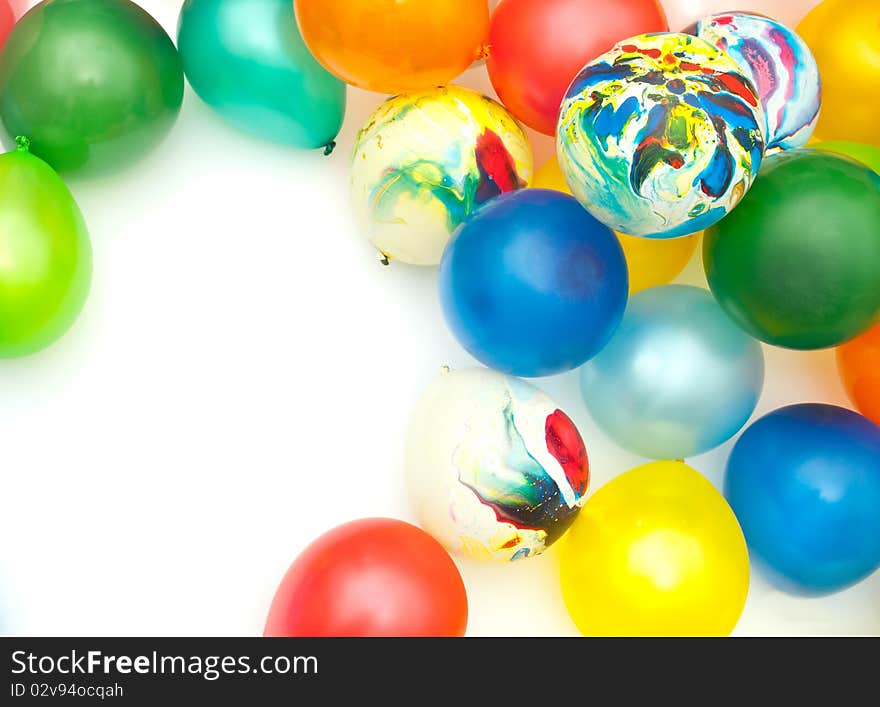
[579,285,764,459]
[177,0,345,149]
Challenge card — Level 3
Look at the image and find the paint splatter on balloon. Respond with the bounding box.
[405,368,589,562]
[557,33,765,238]
[351,86,532,266]
[692,13,820,153]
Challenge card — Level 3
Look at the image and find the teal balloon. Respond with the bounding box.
[0,0,184,176]
[0,143,92,357]
[177,0,346,149]
[580,285,765,460]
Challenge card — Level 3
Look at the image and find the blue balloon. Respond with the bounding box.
[579,285,764,459]
[725,404,880,595]
[177,0,345,149]
[439,189,628,377]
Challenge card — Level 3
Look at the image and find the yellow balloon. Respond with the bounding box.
[532,158,698,294]
[559,461,749,637]
[798,0,880,146]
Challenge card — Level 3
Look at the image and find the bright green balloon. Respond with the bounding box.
[704,150,880,350]
[177,0,345,149]
[0,0,184,176]
[0,143,92,357]
[812,141,880,175]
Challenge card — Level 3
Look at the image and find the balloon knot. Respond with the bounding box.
[15,135,30,152]
[323,140,336,156]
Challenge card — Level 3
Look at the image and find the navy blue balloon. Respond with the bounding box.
[725,404,880,595]
[439,189,628,377]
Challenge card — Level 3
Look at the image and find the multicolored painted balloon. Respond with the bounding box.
[557,32,765,238]
[690,13,820,153]
[351,85,532,266]
[406,367,590,562]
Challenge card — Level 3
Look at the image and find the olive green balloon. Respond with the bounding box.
[704,150,880,350]
[0,144,92,357]
[0,0,184,176]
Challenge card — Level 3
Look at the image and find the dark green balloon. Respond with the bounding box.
[0,0,184,176]
[0,142,92,357]
[704,150,880,350]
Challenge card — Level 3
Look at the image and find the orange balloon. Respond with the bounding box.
[293,0,489,94]
[837,323,880,426]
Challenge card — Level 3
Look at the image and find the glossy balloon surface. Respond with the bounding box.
[560,461,749,636]
[0,146,92,357]
[294,0,488,94]
[406,368,590,561]
[0,0,13,47]
[439,189,628,377]
[580,285,764,459]
[691,12,820,152]
[662,0,823,31]
[704,150,880,349]
[487,0,668,135]
[533,157,698,294]
[351,86,531,266]
[177,0,345,149]
[812,141,880,174]
[798,0,880,146]
[725,404,880,594]
[837,323,880,427]
[264,518,468,637]
[0,0,183,175]
[558,33,764,238]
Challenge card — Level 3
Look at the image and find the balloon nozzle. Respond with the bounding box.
[15,136,30,152]
[323,140,336,156]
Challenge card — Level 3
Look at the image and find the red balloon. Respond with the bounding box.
[487,0,669,135]
[264,518,468,637]
[0,0,14,49]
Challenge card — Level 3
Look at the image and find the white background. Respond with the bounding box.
[2,0,877,637]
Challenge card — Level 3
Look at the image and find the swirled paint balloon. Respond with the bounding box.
[406,367,590,562]
[691,13,820,153]
[351,85,532,266]
[557,33,765,238]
